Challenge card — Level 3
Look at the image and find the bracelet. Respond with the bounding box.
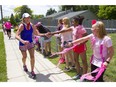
[106,61,110,64]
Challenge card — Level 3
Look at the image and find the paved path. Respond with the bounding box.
[4,30,76,82]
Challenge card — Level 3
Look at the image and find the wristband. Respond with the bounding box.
[106,61,110,64]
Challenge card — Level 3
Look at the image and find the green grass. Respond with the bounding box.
[104,33,116,82]
[48,33,116,82]
[0,32,7,82]
[0,24,2,29]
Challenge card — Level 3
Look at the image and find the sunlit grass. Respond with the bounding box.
[0,32,7,82]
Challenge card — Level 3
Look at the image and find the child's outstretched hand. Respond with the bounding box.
[63,41,73,48]
[45,32,52,38]
[67,42,73,47]
[103,61,109,68]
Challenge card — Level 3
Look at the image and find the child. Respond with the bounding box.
[35,22,52,57]
[50,16,88,79]
[56,19,63,53]
[68,21,114,82]
[70,16,88,80]
[61,17,74,71]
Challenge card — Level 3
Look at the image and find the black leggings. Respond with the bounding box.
[91,64,106,82]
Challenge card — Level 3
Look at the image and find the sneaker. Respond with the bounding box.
[9,36,11,39]
[63,67,71,72]
[70,65,75,70]
[72,74,81,80]
[30,71,36,79]
[48,52,52,56]
[23,65,28,72]
[59,57,65,64]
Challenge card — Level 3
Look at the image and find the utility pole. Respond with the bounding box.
[0,5,3,29]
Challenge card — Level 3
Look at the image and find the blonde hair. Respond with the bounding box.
[92,21,107,39]
[62,17,70,28]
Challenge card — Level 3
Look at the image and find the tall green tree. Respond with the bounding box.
[46,8,57,16]
[14,5,33,19]
[98,5,116,19]
[15,14,20,23]
[10,14,17,26]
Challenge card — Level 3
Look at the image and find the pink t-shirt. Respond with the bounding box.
[4,22,12,30]
[72,25,87,40]
[60,25,73,47]
[89,34,112,67]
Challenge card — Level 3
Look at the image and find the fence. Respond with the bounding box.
[31,19,116,34]
[83,20,116,28]
[32,19,116,28]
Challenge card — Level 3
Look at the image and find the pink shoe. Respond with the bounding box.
[59,57,65,64]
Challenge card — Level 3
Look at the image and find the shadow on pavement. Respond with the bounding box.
[35,71,64,82]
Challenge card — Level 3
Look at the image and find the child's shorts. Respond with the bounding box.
[61,40,72,48]
[56,37,61,45]
[73,44,87,54]
[19,42,35,51]
[44,37,51,43]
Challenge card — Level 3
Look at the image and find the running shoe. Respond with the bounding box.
[63,67,71,72]
[30,71,36,79]
[23,65,28,72]
[72,74,81,80]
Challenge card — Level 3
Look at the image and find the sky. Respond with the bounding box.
[0,5,59,19]
[0,0,116,20]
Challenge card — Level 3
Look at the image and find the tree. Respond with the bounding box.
[60,5,99,15]
[14,5,33,19]
[20,5,33,18]
[60,5,77,11]
[15,14,21,23]
[3,16,10,22]
[98,6,116,19]
[10,14,17,26]
[32,14,44,19]
[46,8,57,16]
[38,15,44,19]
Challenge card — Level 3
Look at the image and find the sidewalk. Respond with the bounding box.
[4,30,76,82]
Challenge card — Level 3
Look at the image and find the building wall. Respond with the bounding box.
[80,10,98,20]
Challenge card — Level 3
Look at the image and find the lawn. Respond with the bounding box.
[0,32,7,82]
[48,33,116,82]
[0,24,2,29]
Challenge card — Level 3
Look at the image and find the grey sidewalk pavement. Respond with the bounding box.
[3,29,76,82]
